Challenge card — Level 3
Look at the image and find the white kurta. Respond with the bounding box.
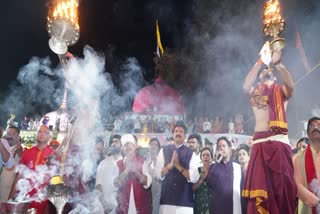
[0,138,14,171]
[194,152,202,168]
[0,145,19,202]
[232,162,242,214]
[96,156,122,214]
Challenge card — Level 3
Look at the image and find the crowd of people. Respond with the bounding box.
[0,119,316,214]
[1,43,320,214]
[10,112,249,136]
[113,114,247,135]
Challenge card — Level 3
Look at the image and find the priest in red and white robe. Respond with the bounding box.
[114,134,152,214]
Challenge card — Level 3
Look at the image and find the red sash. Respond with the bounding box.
[305,145,317,214]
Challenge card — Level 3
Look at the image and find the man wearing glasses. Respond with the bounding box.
[294,117,320,214]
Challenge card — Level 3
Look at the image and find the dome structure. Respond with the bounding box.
[132,77,185,115]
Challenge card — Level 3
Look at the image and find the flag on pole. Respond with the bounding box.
[156,20,164,57]
[296,31,311,72]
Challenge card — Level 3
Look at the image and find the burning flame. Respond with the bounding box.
[48,0,79,30]
[138,134,151,147]
[263,0,283,25]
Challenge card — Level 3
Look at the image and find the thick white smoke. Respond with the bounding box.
[14,164,58,202]
[0,56,64,123]
[180,0,320,137]
[6,45,146,213]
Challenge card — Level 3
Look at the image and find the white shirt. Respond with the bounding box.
[0,138,14,171]
[0,145,20,202]
[96,155,122,214]
[193,152,202,168]
[155,144,200,214]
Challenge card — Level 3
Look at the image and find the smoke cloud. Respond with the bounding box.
[0,57,64,124]
[169,0,320,137]
[7,45,145,212]
[14,164,58,202]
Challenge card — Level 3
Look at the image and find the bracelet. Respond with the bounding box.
[257,58,263,65]
[180,168,184,173]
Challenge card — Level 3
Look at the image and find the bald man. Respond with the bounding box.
[9,125,55,213]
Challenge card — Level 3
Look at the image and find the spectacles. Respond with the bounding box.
[309,122,320,129]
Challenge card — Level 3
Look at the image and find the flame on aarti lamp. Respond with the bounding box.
[263,0,282,25]
[48,0,79,30]
[262,0,286,50]
[138,134,151,148]
[47,0,80,54]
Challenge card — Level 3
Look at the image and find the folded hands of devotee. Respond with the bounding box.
[200,167,209,181]
[11,144,23,158]
[171,150,180,168]
[125,157,136,172]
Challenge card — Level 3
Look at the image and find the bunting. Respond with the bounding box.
[296,31,311,72]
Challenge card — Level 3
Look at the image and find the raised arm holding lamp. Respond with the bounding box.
[242,38,296,214]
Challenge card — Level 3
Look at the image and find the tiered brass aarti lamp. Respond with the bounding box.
[47,0,80,55]
[263,0,286,50]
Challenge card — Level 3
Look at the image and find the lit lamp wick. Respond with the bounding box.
[47,0,80,55]
[263,0,286,50]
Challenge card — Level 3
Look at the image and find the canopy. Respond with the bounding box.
[132,77,185,115]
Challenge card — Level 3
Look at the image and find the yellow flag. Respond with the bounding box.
[156,20,164,57]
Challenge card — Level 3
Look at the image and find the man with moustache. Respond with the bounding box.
[242,42,296,213]
[95,134,122,214]
[155,121,200,214]
[9,125,55,213]
[187,133,203,167]
[114,134,152,214]
[294,117,320,214]
[206,137,243,214]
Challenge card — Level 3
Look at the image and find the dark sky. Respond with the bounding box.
[0,0,192,92]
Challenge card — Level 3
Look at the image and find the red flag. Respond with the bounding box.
[296,31,311,72]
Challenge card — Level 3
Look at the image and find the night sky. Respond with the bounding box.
[0,0,192,92]
[1,0,320,137]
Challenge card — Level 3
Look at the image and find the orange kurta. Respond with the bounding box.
[19,145,55,213]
